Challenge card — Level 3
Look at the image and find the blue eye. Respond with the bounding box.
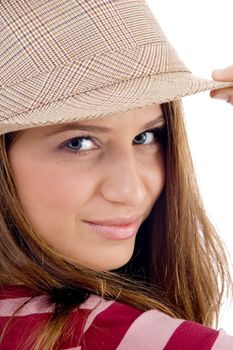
[65,136,94,152]
[59,125,166,155]
[134,126,166,145]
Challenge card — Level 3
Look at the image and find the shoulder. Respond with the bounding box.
[74,295,233,350]
[0,285,143,349]
[1,285,232,350]
[113,307,233,350]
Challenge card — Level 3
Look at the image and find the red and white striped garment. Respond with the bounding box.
[0,285,232,349]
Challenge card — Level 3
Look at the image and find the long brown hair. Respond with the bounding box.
[0,99,232,349]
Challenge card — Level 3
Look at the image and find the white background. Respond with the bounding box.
[147,0,233,334]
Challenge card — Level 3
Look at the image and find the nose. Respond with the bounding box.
[100,149,146,206]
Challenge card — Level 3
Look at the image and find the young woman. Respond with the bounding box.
[1,1,233,349]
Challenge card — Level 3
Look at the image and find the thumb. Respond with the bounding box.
[212,65,233,81]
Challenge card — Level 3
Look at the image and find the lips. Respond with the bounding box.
[84,216,141,226]
[85,220,140,240]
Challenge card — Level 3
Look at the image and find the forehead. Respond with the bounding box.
[36,104,164,134]
[10,104,164,142]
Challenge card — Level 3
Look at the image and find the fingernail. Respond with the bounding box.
[211,93,229,101]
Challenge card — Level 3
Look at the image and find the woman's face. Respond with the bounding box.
[8,104,165,271]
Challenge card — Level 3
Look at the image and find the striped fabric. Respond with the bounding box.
[0,285,233,349]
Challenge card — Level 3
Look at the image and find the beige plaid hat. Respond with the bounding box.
[1,0,233,136]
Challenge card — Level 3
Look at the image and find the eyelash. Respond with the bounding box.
[58,125,166,156]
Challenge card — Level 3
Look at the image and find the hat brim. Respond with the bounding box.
[1,72,233,135]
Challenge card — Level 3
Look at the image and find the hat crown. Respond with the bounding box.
[1,0,188,88]
[2,0,233,135]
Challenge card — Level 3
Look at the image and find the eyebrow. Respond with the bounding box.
[44,115,165,137]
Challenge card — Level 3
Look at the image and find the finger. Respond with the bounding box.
[212,65,233,81]
[210,87,233,96]
[210,87,233,105]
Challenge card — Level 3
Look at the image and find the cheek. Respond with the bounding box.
[147,151,165,196]
[9,156,93,234]
[158,153,166,188]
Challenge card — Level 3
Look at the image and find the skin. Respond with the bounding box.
[8,104,166,271]
[211,65,233,104]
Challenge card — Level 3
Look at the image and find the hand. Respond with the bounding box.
[210,65,233,105]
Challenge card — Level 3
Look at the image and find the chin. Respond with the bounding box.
[89,254,133,272]
[102,248,135,271]
[67,239,135,271]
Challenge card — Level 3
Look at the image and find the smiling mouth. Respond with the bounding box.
[85,219,140,240]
